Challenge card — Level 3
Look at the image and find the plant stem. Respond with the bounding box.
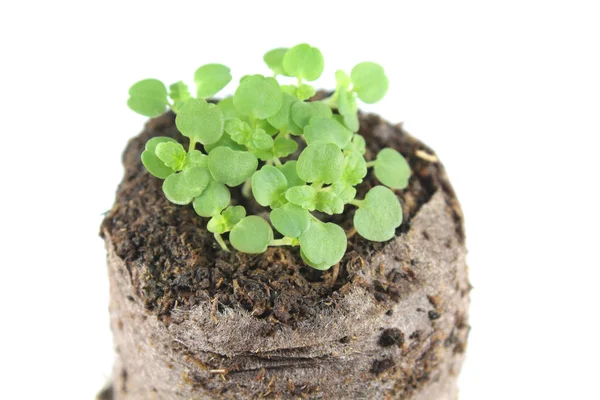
[349,199,364,208]
[242,179,252,198]
[214,233,230,252]
[273,157,282,167]
[188,139,197,153]
[311,181,323,190]
[365,160,376,168]
[269,237,298,247]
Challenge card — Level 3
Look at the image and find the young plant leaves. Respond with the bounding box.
[155,142,187,171]
[299,220,347,270]
[252,165,288,207]
[278,161,304,187]
[296,84,316,101]
[141,137,178,179]
[315,191,344,215]
[297,141,345,184]
[207,205,246,234]
[282,44,324,82]
[291,101,332,129]
[273,136,298,158]
[183,150,208,169]
[354,186,402,241]
[194,64,232,98]
[338,86,359,132]
[162,167,211,205]
[234,75,282,119]
[267,93,303,135]
[193,180,231,217]
[127,79,168,117]
[374,148,411,189]
[208,146,258,187]
[176,98,224,145]
[351,62,389,104]
[270,203,310,238]
[304,117,352,148]
[341,150,367,185]
[230,216,273,254]
[263,48,289,76]
[168,81,191,112]
[285,185,317,210]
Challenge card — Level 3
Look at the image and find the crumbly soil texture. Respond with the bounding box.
[101,101,462,325]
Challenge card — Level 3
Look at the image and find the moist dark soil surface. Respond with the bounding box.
[101,96,460,325]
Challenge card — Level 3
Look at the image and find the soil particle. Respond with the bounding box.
[428,310,442,320]
[378,328,405,347]
[370,358,396,375]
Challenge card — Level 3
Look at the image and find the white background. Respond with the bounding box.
[1,1,599,399]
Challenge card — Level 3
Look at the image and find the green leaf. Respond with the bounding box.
[273,136,298,158]
[285,185,317,210]
[204,132,246,153]
[225,118,253,145]
[344,134,367,155]
[315,191,344,215]
[193,180,231,217]
[267,93,303,135]
[141,137,178,179]
[218,97,246,120]
[248,129,274,150]
[127,79,168,117]
[341,150,367,185]
[374,148,411,189]
[255,119,279,136]
[176,98,224,145]
[194,64,232,98]
[278,161,304,187]
[282,44,324,81]
[207,205,246,234]
[296,83,316,101]
[304,116,352,148]
[335,70,352,88]
[230,216,273,254]
[296,141,345,184]
[168,81,191,113]
[354,186,402,242]
[162,166,211,205]
[299,220,347,270]
[233,75,282,119]
[291,101,332,129]
[183,150,208,170]
[155,141,186,171]
[270,203,310,238]
[252,165,288,207]
[338,86,359,132]
[208,146,258,187]
[332,181,357,204]
[263,48,289,76]
[351,62,389,104]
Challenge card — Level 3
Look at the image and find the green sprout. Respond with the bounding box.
[127,44,412,270]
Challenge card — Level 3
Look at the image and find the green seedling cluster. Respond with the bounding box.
[127,44,411,270]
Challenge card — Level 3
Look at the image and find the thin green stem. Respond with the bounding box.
[365,160,376,168]
[269,237,298,247]
[214,233,230,252]
[273,157,283,167]
[320,92,339,108]
[297,77,303,87]
[311,181,323,190]
[242,179,252,198]
[349,199,364,208]
[188,139,197,153]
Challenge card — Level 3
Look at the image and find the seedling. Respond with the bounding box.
[127,44,412,270]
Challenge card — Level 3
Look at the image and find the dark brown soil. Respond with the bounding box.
[100,95,462,324]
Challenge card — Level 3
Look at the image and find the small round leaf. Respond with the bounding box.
[204,132,246,153]
[193,181,231,217]
[338,86,359,132]
[285,185,317,210]
[315,191,344,215]
[252,166,288,207]
[208,146,258,187]
[291,101,332,129]
[282,44,324,82]
[233,75,282,119]
[176,98,224,145]
[354,186,403,242]
[263,48,290,76]
[304,116,352,148]
[374,148,411,189]
[278,161,304,187]
[127,79,168,117]
[194,64,232,98]
[296,83,316,100]
[341,150,367,185]
[155,142,186,171]
[344,134,367,155]
[273,136,298,158]
[162,166,211,205]
[351,62,389,104]
[141,137,178,179]
[270,203,310,238]
[297,141,345,184]
[299,220,347,270]
[183,150,208,170]
[230,216,273,254]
